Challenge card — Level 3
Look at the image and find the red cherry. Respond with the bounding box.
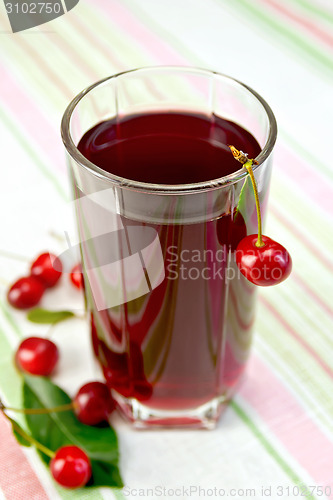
[74,381,116,426]
[70,264,83,289]
[7,276,45,309]
[50,445,91,489]
[15,337,59,376]
[31,252,62,288]
[236,234,292,286]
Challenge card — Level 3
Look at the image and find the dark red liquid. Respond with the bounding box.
[78,112,260,184]
[78,112,261,413]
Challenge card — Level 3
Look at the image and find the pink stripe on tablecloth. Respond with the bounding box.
[68,12,128,71]
[241,354,333,491]
[0,69,65,174]
[270,203,333,271]
[260,295,333,380]
[275,144,333,214]
[95,0,187,65]
[0,414,49,500]
[291,271,333,321]
[261,0,333,50]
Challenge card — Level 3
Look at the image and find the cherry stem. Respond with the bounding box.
[228,145,264,248]
[244,160,264,247]
[1,407,55,458]
[3,402,77,415]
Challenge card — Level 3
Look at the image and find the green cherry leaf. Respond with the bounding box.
[27,308,75,325]
[235,175,251,217]
[8,417,32,447]
[90,459,123,488]
[22,375,123,488]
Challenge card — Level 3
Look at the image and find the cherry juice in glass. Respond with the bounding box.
[62,68,276,428]
[78,112,260,414]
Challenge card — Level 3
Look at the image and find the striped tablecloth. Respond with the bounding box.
[1,0,333,499]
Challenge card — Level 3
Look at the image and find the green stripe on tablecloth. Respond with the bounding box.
[57,489,105,500]
[256,310,333,413]
[261,293,333,386]
[290,0,333,26]
[279,131,333,183]
[0,301,22,338]
[120,0,203,66]
[254,338,333,434]
[78,2,155,69]
[0,22,74,101]
[112,490,126,500]
[0,322,12,358]
[231,401,316,498]
[270,179,333,294]
[0,27,69,110]
[269,207,333,302]
[273,171,333,249]
[272,175,333,259]
[0,107,66,200]
[266,282,333,354]
[0,322,25,427]
[271,281,333,350]
[217,0,333,79]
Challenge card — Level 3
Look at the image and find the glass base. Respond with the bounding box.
[112,391,229,429]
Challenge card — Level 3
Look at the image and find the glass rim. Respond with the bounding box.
[61,66,277,194]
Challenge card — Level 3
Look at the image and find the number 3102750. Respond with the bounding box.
[5,3,62,14]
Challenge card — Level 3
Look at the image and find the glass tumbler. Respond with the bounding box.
[61,67,277,429]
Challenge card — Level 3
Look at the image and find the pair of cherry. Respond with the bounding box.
[10,338,116,488]
[7,253,82,310]
[50,378,115,488]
